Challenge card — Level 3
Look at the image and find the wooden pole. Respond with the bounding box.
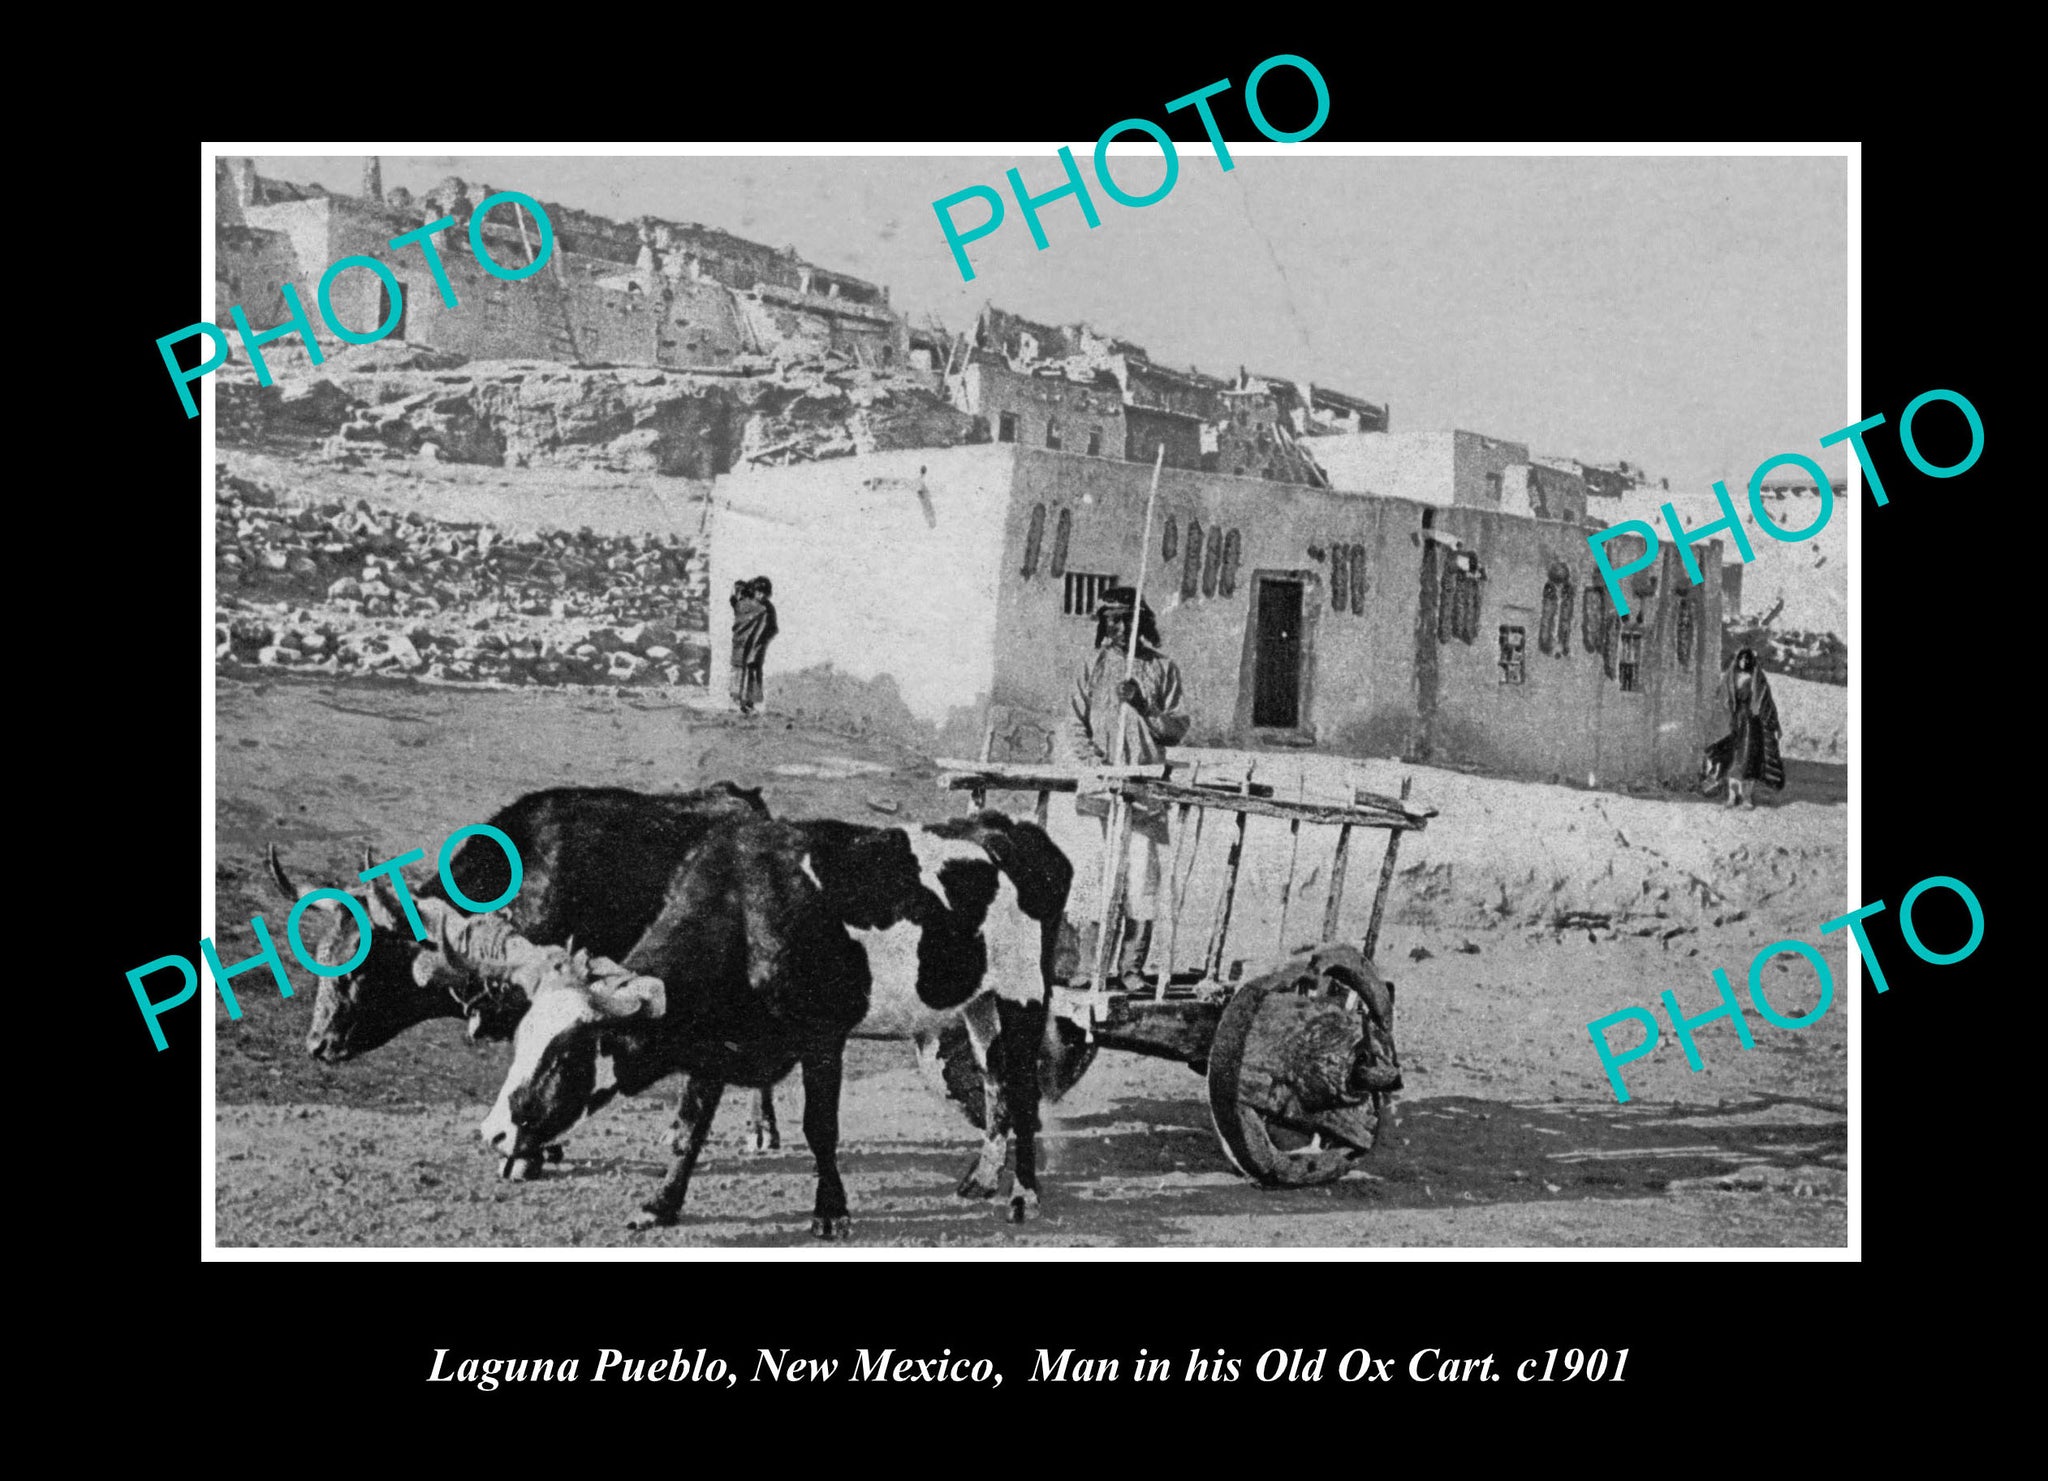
[1273,771,1307,956]
[1089,798,1133,993]
[1093,443,1168,993]
[1362,775,1414,961]
[1156,760,1201,994]
[1321,766,1357,943]
[1204,762,1256,981]
[969,718,995,811]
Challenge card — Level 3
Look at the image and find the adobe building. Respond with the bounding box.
[214,158,908,371]
[708,442,1723,791]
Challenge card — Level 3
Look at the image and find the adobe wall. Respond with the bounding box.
[986,450,1716,789]
[707,445,1016,756]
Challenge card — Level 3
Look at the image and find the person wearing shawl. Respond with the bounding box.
[1062,586,1190,987]
[1719,646,1783,808]
[729,576,778,715]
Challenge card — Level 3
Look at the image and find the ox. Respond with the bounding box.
[273,783,770,1062]
[479,812,1071,1234]
[272,782,779,1153]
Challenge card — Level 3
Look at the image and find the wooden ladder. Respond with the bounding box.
[512,201,581,366]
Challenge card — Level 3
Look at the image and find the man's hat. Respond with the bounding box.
[1096,585,1152,617]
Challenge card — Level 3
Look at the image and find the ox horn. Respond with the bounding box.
[266,844,341,910]
[266,844,299,901]
[362,845,406,931]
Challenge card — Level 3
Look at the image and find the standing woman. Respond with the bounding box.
[1721,646,1784,808]
[729,577,778,715]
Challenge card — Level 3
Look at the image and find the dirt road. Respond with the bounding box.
[213,676,1847,1247]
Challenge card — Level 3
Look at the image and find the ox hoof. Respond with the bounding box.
[628,1205,679,1231]
[809,1215,852,1240]
[748,1128,781,1156]
[502,1156,544,1182]
[1007,1190,1039,1224]
[956,1164,1004,1200]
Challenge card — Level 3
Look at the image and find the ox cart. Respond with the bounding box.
[936,757,1437,1187]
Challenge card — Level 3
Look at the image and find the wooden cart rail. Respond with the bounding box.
[935,759,1427,1002]
[1120,778,1435,831]
[930,757,1431,1191]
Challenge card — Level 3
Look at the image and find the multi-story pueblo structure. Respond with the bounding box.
[218,158,1729,791]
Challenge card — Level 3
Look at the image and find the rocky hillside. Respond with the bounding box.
[215,467,708,688]
[217,350,984,477]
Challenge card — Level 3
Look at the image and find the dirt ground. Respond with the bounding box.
[214,676,1848,1248]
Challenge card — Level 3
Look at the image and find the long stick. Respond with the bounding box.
[1157,759,1201,993]
[1092,442,1167,992]
[1274,773,1306,956]
[1110,441,1169,765]
[1362,776,1415,961]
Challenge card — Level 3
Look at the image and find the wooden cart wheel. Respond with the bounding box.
[920,1017,1099,1132]
[1207,976,1386,1187]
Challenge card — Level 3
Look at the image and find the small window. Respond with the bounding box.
[1202,529,1222,596]
[1349,546,1366,614]
[1087,428,1103,456]
[1221,529,1241,596]
[1485,471,1503,504]
[1422,509,1436,531]
[1498,626,1526,684]
[1331,542,1349,611]
[1618,629,1645,691]
[1162,515,1178,563]
[1182,521,1203,600]
[1045,418,1062,451]
[998,411,1019,443]
[1021,503,1046,578]
[1674,589,1697,666]
[1063,571,1121,617]
[1050,507,1071,577]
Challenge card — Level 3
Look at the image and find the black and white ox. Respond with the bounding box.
[479,812,1072,1234]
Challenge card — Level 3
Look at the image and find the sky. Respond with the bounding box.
[255,152,1849,492]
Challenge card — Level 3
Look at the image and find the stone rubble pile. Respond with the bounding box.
[1720,623,1848,686]
[215,469,709,688]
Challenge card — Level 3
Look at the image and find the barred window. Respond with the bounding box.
[1349,545,1366,614]
[1087,428,1103,456]
[1499,625,1526,684]
[1583,586,1606,654]
[998,411,1018,443]
[1674,588,1697,666]
[1050,507,1071,578]
[1163,515,1177,564]
[1331,542,1350,610]
[1021,503,1046,578]
[1063,571,1121,617]
[1221,529,1241,596]
[1182,520,1204,600]
[1202,527,1222,596]
[1045,418,1062,451]
[1618,629,1645,692]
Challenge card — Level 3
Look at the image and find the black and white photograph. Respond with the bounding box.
[204,146,1852,1250]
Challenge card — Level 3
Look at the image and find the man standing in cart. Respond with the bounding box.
[1063,586,1190,988]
